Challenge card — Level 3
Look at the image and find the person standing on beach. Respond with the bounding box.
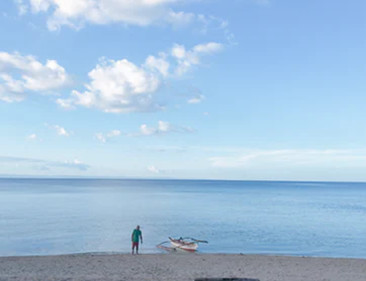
[131,225,143,254]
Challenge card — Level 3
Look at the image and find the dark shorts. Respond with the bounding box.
[132,242,139,248]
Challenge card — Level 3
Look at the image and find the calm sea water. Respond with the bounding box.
[0,179,365,258]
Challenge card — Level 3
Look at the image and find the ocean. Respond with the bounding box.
[0,179,365,258]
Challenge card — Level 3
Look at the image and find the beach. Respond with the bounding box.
[0,253,365,281]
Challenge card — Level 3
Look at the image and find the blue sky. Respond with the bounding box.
[1,0,366,181]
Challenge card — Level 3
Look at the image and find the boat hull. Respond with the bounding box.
[169,239,198,252]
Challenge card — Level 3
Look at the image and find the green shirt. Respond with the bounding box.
[132,229,142,243]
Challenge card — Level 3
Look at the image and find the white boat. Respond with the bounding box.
[169,237,198,252]
[157,237,208,252]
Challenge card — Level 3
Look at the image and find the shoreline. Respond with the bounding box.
[1,251,366,260]
[1,253,365,281]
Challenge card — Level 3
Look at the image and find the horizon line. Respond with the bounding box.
[0,175,365,184]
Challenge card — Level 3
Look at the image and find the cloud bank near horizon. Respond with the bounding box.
[209,149,366,169]
[0,156,90,172]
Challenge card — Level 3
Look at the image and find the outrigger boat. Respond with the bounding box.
[157,237,208,252]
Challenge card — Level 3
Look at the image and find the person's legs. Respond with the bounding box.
[132,242,139,254]
[132,242,136,254]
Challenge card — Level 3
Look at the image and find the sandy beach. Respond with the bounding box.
[0,253,365,281]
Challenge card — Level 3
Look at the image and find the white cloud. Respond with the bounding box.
[140,121,172,136]
[16,1,236,47]
[145,54,170,77]
[58,42,222,113]
[209,149,366,168]
[147,165,161,174]
[53,125,70,136]
[0,51,69,103]
[17,0,201,31]
[60,159,89,170]
[107,129,121,137]
[95,129,122,142]
[59,58,162,113]
[187,94,205,104]
[0,155,90,171]
[26,133,37,141]
[56,98,74,109]
[95,133,106,143]
[171,42,223,75]
[15,0,28,15]
[193,42,224,54]
[136,120,193,136]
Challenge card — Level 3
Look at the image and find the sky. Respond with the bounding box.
[1,0,366,181]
